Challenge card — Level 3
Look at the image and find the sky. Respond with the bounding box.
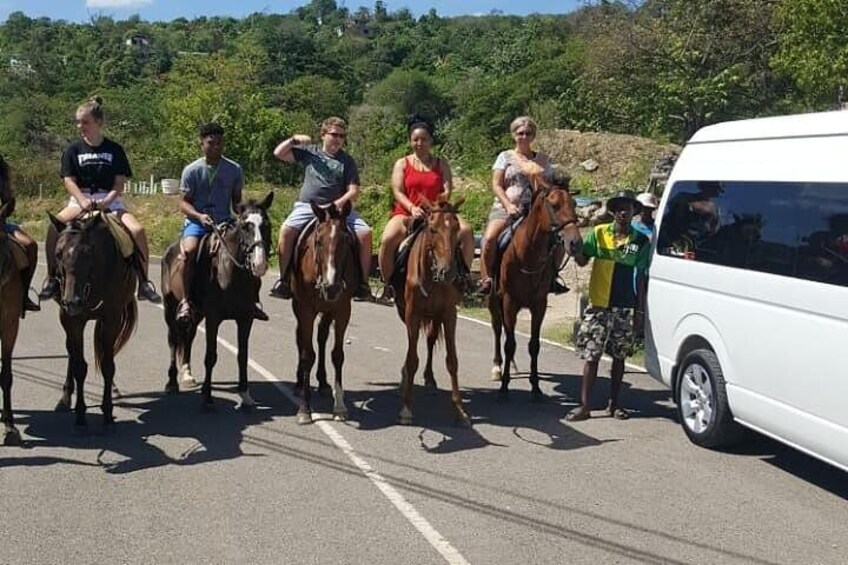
[0,0,583,22]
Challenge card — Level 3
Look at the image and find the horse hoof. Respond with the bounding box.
[531,391,546,403]
[491,366,502,382]
[180,376,199,388]
[55,399,71,412]
[165,382,179,395]
[238,391,256,407]
[297,412,313,425]
[424,377,437,389]
[3,428,22,446]
[398,406,413,425]
[454,415,471,429]
[333,409,348,422]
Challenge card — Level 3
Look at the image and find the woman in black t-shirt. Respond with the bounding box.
[38,97,161,303]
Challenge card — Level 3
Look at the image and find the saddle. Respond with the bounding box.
[100,212,135,258]
[491,215,526,289]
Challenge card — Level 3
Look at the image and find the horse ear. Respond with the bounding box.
[48,212,67,233]
[341,200,352,218]
[234,203,245,215]
[259,191,274,209]
[310,200,326,221]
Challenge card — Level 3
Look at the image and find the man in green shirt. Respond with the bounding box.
[567,190,651,421]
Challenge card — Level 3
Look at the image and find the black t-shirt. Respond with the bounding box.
[60,137,132,192]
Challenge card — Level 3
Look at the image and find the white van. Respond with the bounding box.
[645,111,848,472]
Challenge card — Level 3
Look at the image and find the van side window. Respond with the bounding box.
[657,181,848,287]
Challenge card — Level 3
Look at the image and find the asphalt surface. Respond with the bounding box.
[1,261,846,565]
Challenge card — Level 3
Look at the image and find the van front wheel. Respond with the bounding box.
[676,349,743,448]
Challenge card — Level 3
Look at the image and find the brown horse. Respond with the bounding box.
[292,201,357,425]
[391,195,467,426]
[488,175,582,400]
[161,193,273,409]
[0,198,23,444]
[51,211,138,428]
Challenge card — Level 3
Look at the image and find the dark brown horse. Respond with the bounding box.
[0,198,23,444]
[51,211,138,428]
[488,175,582,399]
[391,195,467,426]
[162,193,273,409]
[292,201,357,425]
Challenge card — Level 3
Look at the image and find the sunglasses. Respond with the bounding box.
[326,132,346,139]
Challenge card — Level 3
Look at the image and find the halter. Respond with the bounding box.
[417,207,460,298]
[311,220,352,301]
[210,218,267,275]
[516,184,577,277]
[56,224,106,314]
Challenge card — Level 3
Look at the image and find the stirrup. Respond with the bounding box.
[269,278,292,299]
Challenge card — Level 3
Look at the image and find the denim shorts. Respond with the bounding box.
[3,221,19,234]
[181,218,212,239]
[284,201,370,233]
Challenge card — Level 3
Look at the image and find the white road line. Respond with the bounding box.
[152,304,471,565]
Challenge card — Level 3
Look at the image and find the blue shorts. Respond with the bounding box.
[284,201,370,233]
[4,221,19,234]
[181,218,220,239]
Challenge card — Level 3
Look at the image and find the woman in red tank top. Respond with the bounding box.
[377,117,475,301]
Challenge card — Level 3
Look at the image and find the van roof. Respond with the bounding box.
[688,111,848,144]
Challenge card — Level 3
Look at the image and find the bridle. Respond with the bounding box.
[418,208,460,298]
[56,226,104,313]
[210,217,268,275]
[311,219,352,301]
[518,185,577,276]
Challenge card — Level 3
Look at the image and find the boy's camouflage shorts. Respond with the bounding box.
[575,306,635,361]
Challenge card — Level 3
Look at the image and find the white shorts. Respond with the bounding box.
[68,191,126,212]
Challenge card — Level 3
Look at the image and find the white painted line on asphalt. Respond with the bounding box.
[149,303,471,565]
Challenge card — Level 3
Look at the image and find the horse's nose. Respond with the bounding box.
[254,261,268,277]
[325,284,342,302]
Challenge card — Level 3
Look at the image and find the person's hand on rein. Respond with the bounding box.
[410,205,425,219]
[199,213,214,227]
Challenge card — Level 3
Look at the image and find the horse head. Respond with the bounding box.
[233,191,274,278]
[309,199,354,303]
[530,172,582,256]
[51,212,108,317]
[420,194,463,284]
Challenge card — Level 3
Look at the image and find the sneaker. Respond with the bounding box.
[375,284,395,305]
[252,302,270,321]
[269,278,292,300]
[137,280,163,303]
[353,280,374,302]
[476,277,492,296]
[23,296,40,312]
[38,277,60,301]
[550,278,570,295]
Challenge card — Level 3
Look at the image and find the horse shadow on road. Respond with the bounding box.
[0,372,294,475]
[330,369,614,455]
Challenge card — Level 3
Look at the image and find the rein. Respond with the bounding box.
[209,220,265,273]
[415,209,459,298]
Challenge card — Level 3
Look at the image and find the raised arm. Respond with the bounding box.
[273,134,312,163]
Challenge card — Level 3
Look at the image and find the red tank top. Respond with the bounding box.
[391,156,444,217]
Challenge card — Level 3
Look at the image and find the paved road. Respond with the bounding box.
[1,261,845,565]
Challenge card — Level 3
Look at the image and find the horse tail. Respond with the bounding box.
[93,299,138,373]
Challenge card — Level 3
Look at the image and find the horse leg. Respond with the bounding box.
[201,318,220,410]
[1,319,21,445]
[55,362,74,412]
[296,311,317,425]
[499,297,518,400]
[528,301,547,401]
[316,313,332,398]
[98,320,118,427]
[423,321,438,388]
[488,294,504,381]
[236,317,256,410]
[181,320,198,387]
[444,313,469,427]
[64,319,88,428]
[166,314,180,393]
[398,313,421,425]
[331,307,351,421]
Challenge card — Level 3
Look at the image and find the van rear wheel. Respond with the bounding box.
[676,349,743,448]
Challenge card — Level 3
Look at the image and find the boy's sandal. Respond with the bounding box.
[606,406,630,420]
[565,405,591,422]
